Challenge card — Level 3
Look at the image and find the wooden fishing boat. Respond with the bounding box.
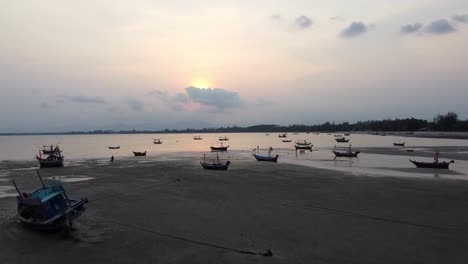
[295,145,313,151]
[108,146,120,149]
[133,151,147,156]
[219,137,229,141]
[295,140,312,146]
[36,152,64,168]
[193,136,203,140]
[278,133,287,138]
[282,139,292,143]
[153,139,162,144]
[252,153,279,162]
[210,143,229,151]
[410,151,454,169]
[335,137,349,143]
[13,171,88,230]
[333,144,360,157]
[393,141,405,147]
[410,160,454,169]
[200,154,230,170]
[41,145,60,155]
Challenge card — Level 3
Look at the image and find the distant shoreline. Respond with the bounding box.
[1,131,468,140]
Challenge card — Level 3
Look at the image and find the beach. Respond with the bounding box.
[1,155,468,264]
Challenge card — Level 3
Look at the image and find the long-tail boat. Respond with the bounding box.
[200,154,230,170]
[36,151,64,168]
[410,151,454,169]
[333,145,360,157]
[133,151,147,156]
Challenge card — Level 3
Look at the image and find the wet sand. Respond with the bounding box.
[1,157,468,264]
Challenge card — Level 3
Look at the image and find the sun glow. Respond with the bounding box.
[191,78,211,89]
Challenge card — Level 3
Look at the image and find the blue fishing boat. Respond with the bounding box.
[13,171,88,230]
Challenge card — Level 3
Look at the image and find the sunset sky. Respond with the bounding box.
[1,0,468,132]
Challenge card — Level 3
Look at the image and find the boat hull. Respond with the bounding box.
[17,198,88,230]
[210,147,229,151]
[333,151,360,157]
[38,160,64,168]
[410,160,453,169]
[200,162,230,170]
[133,152,147,156]
[295,145,313,150]
[253,154,278,162]
[393,143,405,147]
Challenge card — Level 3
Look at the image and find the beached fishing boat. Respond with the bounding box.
[153,139,162,144]
[108,146,120,149]
[210,143,229,151]
[335,137,350,143]
[393,141,405,147]
[278,133,287,138]
[219,136,229,141]
[410,160,454,169]
[333,145,360,157]
[193,136,203,140]
[200,154,230,170]
[295,140,312,146]
[282,139,292,143]
[13,171,88,230]
[253,153,279,162]
[295,145,313,151]
[36,151,64,168]
[41,145,60,155]
[133,151,147,156]
[410,151,454,169]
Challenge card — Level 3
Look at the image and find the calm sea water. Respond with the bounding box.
[1,133,468,181]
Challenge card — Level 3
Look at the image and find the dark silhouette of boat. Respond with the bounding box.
[393,141,405,147]
[108,146,120,149]
[295,145,313,151]
[210,143,229,151]
[278,133,287,138]
[200,154,230,170]
[410,151,454,169]
[193,136,203,140]
[333,145,359,157]
[282,139,292,142]
[41,145,60,155]
[133,151,147,156]
[153,139,162,144]
[335,137,350,143]
[219,137,229,141]
[295,140,312,146]
[13,170,88,230]
[344,133,351,136]
[410,160,454,169]
[253,153,279,162]
[36,151,64,168]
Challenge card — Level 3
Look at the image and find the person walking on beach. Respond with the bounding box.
[110,155,114,163]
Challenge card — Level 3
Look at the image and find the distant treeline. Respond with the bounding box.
[2,112,468,135]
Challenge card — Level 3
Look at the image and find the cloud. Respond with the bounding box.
[424,19,456,35]
[400,23,423,35]
[185,86,242,110]
[340,21,369,38]
[172,93,189,103]
[452,14,468,23]
[40,103,49,109]
[148,89,169,102]
[126,98,144,111]
[294,16,313,29]
[60,95,106,104]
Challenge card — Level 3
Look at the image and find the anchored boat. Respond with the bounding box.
[133,151,147,156]
[200,154,230,170]
[36,150,64,168]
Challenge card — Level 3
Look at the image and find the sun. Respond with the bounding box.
[191,78,211,89]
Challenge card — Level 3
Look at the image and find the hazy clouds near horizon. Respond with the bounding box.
[1,0,468,132]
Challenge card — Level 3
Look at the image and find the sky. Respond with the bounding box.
[1,0,468,132]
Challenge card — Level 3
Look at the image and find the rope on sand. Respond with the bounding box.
[103,218,273,257]
[284,200,465,232]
